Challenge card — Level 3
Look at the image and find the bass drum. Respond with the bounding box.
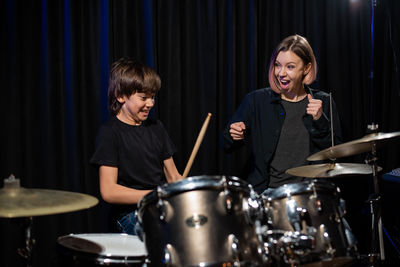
[261,180,357,266]
[137,175,268,266]
[56,233,148,266]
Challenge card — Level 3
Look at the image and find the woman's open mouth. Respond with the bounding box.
[280,79,290,88]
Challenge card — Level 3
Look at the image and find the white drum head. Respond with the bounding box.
[58,233,147,257]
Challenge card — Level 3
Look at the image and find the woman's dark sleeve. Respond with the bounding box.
[221,93,254,153]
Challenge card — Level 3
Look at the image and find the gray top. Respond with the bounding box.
[269,97,309,188]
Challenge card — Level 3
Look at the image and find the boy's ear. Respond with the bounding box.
[116,95,125,104]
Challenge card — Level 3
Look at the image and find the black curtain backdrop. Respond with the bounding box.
[1,0,400,266]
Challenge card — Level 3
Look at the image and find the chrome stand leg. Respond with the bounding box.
[17,217,35,267]
[366,140,385,266]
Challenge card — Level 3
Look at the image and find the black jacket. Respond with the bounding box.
[222,87,342,193]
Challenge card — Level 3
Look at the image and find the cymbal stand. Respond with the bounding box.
[365,140,385,266]
[17,217,35,267]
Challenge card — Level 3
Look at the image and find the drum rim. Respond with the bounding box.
[57,250,147,264]
[138,175,250,208]
[263,180,339,200]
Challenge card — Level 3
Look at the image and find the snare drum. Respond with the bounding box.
[261,180,357,266]
[137,175,267,266]
[56,233,148,266]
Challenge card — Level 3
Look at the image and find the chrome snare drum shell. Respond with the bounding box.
[137,175,266,266]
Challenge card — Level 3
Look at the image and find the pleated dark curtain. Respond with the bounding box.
[1,0,400,266]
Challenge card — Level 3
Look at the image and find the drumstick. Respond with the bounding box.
[182,113,212,178]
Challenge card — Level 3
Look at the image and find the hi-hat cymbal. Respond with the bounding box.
[0,176,98,218]
[286,163,381,178]
[307,131,400,161]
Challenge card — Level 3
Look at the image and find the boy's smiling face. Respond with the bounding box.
[117,92,155,125]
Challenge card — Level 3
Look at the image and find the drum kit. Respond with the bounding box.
[137,175,356,267]
[135,129,400,266]
[1,129,399,267]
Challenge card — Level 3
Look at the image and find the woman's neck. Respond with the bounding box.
[281,87,307,102]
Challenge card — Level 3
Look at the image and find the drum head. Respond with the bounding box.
[58,233,147,256]
[57,233,147,266]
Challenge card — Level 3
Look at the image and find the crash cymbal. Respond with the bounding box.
[286,163,381,178]
[307,131,400,161]
[0,175,98,218]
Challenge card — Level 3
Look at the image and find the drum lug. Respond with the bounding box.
[156,187,168,221]
[339,198,347,217]
[318,224,336,259]
[228,234,241,264]
[163,243,178,266]
[156,198,168,221]
[310,182,323,213]
[287,198,314,235]
[225,193,233,212]
[242,188,261,224]
[314,198,323,212]
[279,231,315,264]
[261,200,274,226]
[255,220,272,264]
[222,176,234,212]
[330,212,341,224]
[156,199,170,223]
[286,198,302,232]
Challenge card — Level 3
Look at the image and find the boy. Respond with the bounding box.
[91,58,182,234]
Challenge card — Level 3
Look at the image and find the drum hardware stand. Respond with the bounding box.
[16,217,35,267]
[365,124,385,266]
[3,176,36,267]
[329,92,335,148]
[366,0,382,261]
[328,92,338,167]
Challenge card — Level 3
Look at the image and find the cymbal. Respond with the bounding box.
[0,176,98,218]
[286,163,381,178]
[307,131,400,161]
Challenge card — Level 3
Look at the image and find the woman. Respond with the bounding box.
[222,34,341,193]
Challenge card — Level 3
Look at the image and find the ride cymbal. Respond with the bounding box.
[286,163,381,178]
[307,131,400,161]
[0,175,98,218]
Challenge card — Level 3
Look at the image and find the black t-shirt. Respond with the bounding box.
[269,98,309,188]
[90,116,176,229]
[91,116,176,189]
